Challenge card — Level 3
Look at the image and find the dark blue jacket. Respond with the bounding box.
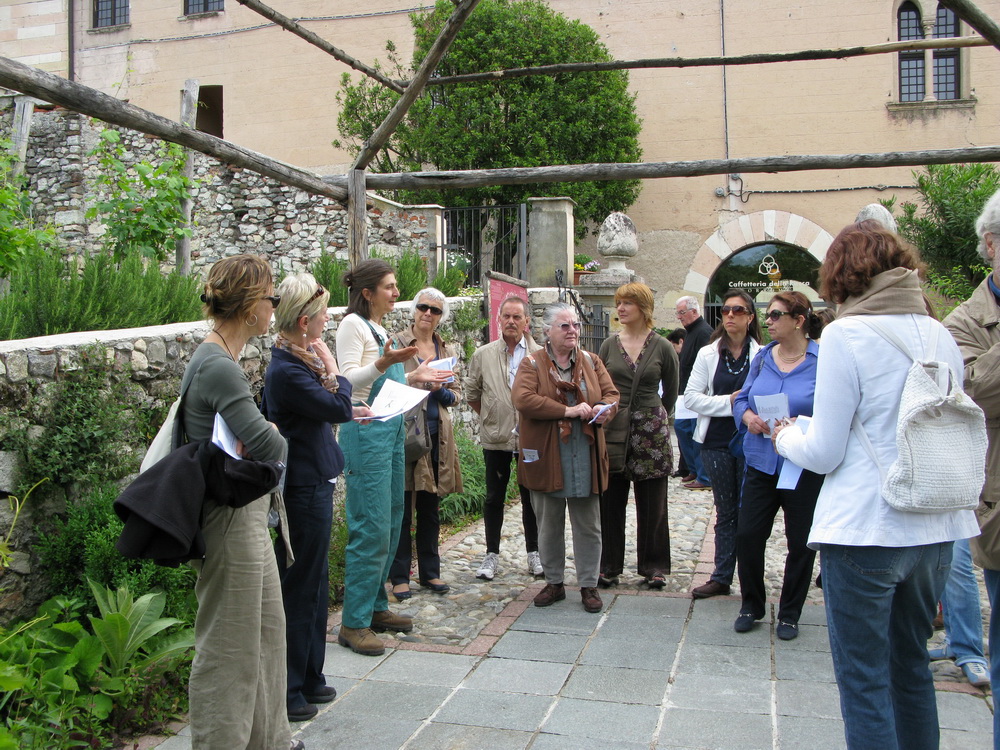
[264,347,354,487]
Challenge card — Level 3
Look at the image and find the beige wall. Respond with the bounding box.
[2,0,68,75]
[6,0,1000,325]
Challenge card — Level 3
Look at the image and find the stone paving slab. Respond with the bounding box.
[668,673,772,715]
[561,664,669,705]
[541,696,661,743]
[432,689,554,732]
[461,656,573,695]
[657,707,773,749]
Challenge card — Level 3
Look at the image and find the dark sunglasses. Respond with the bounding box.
[416,303,444,316]
[721,305,750,316]
[264,295,281,309]
[762,310,794,322]
[297,285,325,318]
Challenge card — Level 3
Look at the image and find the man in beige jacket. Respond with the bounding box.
[943,187,1000,737]
[465,296,543,580]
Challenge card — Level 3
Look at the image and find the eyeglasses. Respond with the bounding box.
[675,309,692,319]
[762,310,794,322]
[297,285,325,319]
[415,303,444,316]
[264,295,281,309]
[557,322,582,331]
[721,305,751,316]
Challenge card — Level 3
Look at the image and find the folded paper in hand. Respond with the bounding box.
[429,356,456,383]
[212,414,242,459]
[356,378,430,421]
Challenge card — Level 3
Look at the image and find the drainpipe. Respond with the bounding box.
[67,0,76,81]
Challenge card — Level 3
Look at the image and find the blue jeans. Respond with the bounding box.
[983,567,1000,750]
[276,481,334,710]
[820,542,953,750]
[674,418,710,485]
[700,448,743,586]
[937,538,987,668]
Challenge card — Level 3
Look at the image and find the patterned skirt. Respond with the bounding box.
[626,405,673,481]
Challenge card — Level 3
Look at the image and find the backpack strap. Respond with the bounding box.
[857,317,951,394]
[851,412,886,487]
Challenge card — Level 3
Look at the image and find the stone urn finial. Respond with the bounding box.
[597,212,637,271]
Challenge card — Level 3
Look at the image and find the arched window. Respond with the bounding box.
[897,2,961,102]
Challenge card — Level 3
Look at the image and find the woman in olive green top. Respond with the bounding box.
[598,282,679,589]
[182,255,297,750]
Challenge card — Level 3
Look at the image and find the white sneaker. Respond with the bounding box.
[961,661,991,688]
[527,551,543,576]
[476,552,499,580]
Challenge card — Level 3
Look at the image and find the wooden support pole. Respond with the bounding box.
[10,96,35,178]
[325,145,1000,191]
[348,169,367,267]
[401,36,991,87]
[352,0,481,170]
[0,55,348,202]
[939,0,1000,51]
[175,79,198,277]
[234,0,405,93]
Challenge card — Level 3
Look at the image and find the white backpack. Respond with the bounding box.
[852,319,987,514]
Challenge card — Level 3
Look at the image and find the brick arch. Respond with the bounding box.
[681,211,834,297]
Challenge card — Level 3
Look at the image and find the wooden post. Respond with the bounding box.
[11,96,35,178]
[348,169,367,267]
[939,0,1000,51]
[175,79,199,277]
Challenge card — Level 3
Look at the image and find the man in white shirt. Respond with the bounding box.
[465,296,543,580]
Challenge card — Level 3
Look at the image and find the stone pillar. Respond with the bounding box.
[578,212,642,331]
[526,197,575,288]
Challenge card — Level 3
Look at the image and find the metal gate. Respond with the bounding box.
[580,303,611,353]
[439,204,527,285]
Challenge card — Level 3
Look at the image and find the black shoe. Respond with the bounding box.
[304,685,337,704]
[288,703,318,722]
[597,574,619,588]
[776,620,799,641]
[734,612,759,633]
[419,580,450,594]
[290,741,305,750]
[391,585,412,600]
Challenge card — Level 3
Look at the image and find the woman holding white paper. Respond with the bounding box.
[732,291,824,640]
[388,288,464,599]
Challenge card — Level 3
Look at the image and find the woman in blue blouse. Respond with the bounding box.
[264,273,370,723]
[732,291,824,641]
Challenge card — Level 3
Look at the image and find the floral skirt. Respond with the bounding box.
[626,405,673,481]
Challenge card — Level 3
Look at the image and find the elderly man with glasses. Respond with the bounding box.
[674,296,714,490]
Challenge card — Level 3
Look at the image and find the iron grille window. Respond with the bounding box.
[898,2,924,102]
[93,0,128,28]
[933,6,960,100]
[185,0,224,13]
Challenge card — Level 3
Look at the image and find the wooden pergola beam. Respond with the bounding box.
[940,0,1000,51]
[325,146,1000,191]
[351,0,481,170]
[0,55,348,202]
[234,0,405,94]
[398,36,990,87]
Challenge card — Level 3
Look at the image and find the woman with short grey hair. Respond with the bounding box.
[512,302,620,613]
[976,189,1000,261]
[409,286,451,324]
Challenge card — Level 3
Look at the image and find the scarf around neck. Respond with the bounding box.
[542,345,595,444]
[275,333,338,392]
[837,268,929,318]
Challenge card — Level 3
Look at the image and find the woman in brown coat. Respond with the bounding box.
[389,288,463,599]
[512,302,619,613]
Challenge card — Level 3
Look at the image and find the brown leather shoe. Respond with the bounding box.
[691,580,731,599]
[370,609,414,633]
[683,480,712,491]
[580,587,603,613]
[337,626,385,656]
[533,582,566,607]
[681,473,696,483]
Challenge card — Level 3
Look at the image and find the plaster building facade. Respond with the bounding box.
[3,0,1000,325]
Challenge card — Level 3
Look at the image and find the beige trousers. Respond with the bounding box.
[189,496,290,750]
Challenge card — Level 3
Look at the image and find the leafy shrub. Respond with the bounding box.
[431,264,466,297]
[328,497,349,604]
[389,248,428,301]
[0,140,55,279]
[34,484,197,624]
[0,249,202,341]
[309,254,350,307]
[445,300,487,360]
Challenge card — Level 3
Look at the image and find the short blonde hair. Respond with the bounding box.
[274,272,329,333]
[614,282,655,328]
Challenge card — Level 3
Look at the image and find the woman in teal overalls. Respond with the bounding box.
[334,259,453,655]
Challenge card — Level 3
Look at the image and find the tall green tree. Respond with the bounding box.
[888,163,998,301]
[334,0,643,237]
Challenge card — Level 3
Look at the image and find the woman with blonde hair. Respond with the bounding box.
[598,282,678,589]
[183,254,298,749]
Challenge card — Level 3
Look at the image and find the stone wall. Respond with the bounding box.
[0,105,439,276]
[0,297,483,624]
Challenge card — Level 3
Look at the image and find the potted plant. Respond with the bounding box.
[573,253,600,284]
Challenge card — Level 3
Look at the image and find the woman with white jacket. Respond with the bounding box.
[684,289,762,599]
[773,221,979,750]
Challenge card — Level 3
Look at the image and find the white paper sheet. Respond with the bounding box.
[754,393,789,431]
[776,415,811,490]
[674,395,697,420]
[429,356,456,383]
[356,378,430,421]
[212,413,242,459]
[589,402,614,424]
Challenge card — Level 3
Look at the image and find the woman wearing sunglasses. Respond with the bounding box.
[731,291,824,640]
[388,288,464,600]
[684,289,762,599]
[512,302,619,613]
[264,273,372,723]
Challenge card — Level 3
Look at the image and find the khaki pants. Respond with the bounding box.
[189,496,290,750]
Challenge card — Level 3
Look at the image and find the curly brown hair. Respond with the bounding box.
[819,221,924,304]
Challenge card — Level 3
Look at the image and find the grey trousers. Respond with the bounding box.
[530,491,602,588]
[189,496,290,750]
